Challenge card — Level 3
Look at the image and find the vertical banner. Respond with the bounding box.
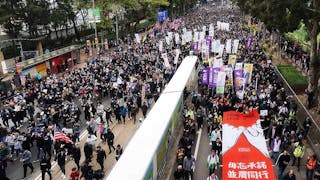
[159,40,163,52]
[209,23,215,37]
[165,36,171,45]
[199,32,205,42]
[234,69,244,92]
[246,36,253,49]
[225,67,233,88]
[161,53,170,68]
[174,33,180,44]
[135,33,141,44]
[193,31,199,42]
[228,55,237,68]
[185,31,193,42]
[216,71,226,94]
[202,67,209,85]
[243,63,253,84]
[222,110,276,180]
[226,39,232,54]
[218,44,225,57]
[212,67,220,88]
[232,39,240,54]
[212,39,221,53]
[193,42,199,53]
[208,67,214,87]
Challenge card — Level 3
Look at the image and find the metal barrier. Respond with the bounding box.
[273,64,320,155]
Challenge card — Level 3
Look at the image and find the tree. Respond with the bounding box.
[0,0,23,38]
[20,0,51,37]
[234,0,320,111]
[55,0,81,41]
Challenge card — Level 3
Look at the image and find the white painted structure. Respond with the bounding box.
[107,56,198,180]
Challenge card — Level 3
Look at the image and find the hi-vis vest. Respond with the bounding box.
[186,110,194,120]
[217,115,222,123]
[289,110,295,120]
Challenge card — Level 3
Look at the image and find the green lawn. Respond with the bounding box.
[277,65,308,86]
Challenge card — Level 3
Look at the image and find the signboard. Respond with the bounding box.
[158,10,168,22]
[88,8,101,23]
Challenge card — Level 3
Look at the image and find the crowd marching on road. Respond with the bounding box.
[0,2,318,180]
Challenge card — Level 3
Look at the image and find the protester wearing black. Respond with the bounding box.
[276,150,291,180]
[115,144,123,161]
[40,156,52,180]
[283,169,296,180]
[55,150,66,175]
[80,160,93,180]
[96,146,106,170]
[72,145,81,170]
[84,143,93,161]
[106,129,116,153]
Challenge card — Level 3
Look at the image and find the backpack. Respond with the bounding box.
[293,145,303,158]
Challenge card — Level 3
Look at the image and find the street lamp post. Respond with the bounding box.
[92,0,98,53]
[115,13,119,45]
[114,8,125,45]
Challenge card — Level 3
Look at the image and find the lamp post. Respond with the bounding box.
[115,8,125,45]
[92,0,98,54]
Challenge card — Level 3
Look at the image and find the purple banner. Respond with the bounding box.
[202,68,209,85]
[193,42,199,52]
[234,69,243,91]
[206,36,212,50]
[246,36,252,49]
[212,67,220,88]
[208,67,214,87]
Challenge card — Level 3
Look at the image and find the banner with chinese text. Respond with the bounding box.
[222,110,275,180]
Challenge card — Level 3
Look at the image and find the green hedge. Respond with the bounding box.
[277,65,307,86]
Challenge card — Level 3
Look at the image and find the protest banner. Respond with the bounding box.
[216,71,226,94]
[232,39,240,54]
[161,53,170,68]
[244,63,253,84]
[222,111,275,180]
[226,39,232,54]
[228,55,237,68]
[202,67,209,85]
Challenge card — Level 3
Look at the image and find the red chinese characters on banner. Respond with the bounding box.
[222,110,276,180]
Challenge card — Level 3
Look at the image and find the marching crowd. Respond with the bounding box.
[171,3,319,180]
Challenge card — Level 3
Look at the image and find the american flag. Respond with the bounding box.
[54,125,73,144]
